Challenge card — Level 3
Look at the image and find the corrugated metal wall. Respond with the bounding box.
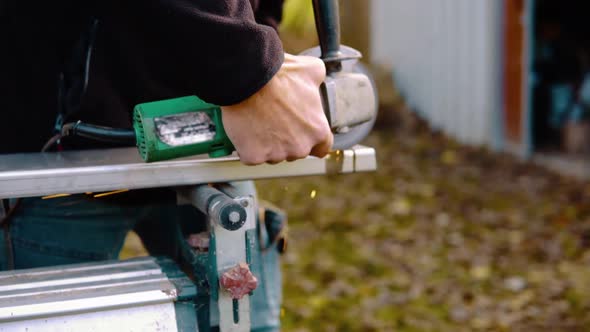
[370,0,504,147]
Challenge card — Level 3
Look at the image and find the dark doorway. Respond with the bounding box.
[532,0,590,154]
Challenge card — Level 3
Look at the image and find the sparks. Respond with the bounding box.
[41,193,71,200]
[93,189,130,198]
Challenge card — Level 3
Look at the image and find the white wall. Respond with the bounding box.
[371,0,504,147]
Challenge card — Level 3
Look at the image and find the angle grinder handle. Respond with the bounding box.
[312,0,342,70]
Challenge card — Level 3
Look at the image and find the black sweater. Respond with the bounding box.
[0,0,285,153]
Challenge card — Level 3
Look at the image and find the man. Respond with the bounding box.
[0,1,332,330]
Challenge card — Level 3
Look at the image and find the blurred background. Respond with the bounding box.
[124,0,590,330]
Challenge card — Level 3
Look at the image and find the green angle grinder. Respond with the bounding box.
[62,0,377,162]
[133,95,235,161]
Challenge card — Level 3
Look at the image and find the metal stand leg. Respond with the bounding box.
[178,184,257,332]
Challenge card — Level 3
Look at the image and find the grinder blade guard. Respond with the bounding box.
[300,45,378,150]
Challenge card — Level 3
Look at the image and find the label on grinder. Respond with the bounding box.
[154,112,216,146]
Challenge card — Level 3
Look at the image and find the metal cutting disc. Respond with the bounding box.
[300,45,378,150]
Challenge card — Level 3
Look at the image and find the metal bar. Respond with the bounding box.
[0,257,157,281]
[0,290,176,322]
[0,279,177,309]
[0,269,164,293]
[0,276,170,300]
[187,185,247,231]
[0,146,376,199]
[0,257,181,323]
[211,195,255,332]
[0,302,179,332]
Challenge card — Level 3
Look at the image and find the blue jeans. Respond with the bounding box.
[0,183,281,331]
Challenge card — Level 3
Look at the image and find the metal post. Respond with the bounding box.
[184,184,257,332]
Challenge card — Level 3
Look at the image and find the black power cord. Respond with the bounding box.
[62,121,136,145]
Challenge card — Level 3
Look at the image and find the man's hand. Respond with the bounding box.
[221,53,333,165]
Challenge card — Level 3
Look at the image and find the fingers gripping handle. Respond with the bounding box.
[312,0,342,68]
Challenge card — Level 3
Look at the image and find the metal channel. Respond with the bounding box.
[0,275,170,300]
[0,258,178,322]
[0,259,162,292]
[0,257,157,282]
[0,290,176,322]
[0,146,376,199]
[214,196,256,332]
[0,302,179,332]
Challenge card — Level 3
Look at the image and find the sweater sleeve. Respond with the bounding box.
[99,0,284,106]
[253,0,286,30]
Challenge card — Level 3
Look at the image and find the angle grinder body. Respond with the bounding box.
[133,46,377,162]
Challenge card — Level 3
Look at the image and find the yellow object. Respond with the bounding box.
[93,189,130,198]
[41,193,71,200]
[281,0,315,36]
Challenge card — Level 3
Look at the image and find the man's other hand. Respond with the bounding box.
[221,53,333,165]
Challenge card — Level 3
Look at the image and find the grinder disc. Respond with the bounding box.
[300,45,378,150]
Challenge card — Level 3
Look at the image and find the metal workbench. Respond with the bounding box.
[0,146,376,331]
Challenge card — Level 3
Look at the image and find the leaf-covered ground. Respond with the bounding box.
[119,113,590,331]
[256,119,590,332]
